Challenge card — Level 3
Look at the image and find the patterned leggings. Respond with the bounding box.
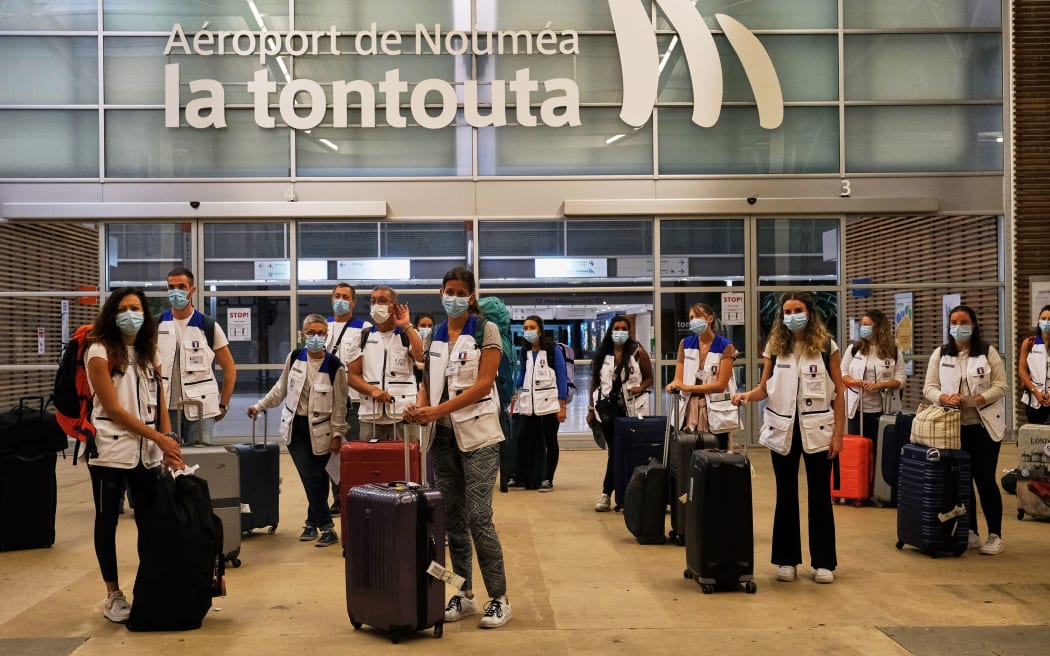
[431,424,507,599]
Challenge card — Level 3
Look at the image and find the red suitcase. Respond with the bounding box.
[831,434,873,507]
[339,427,421,548]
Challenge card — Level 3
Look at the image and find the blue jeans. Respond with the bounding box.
[287,416,334,531]
[168,410,215,445]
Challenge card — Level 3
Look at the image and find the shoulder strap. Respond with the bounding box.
[287,348,304,374]
[359,326,371,350]
[333,321,352,351]
[202,314,216,350]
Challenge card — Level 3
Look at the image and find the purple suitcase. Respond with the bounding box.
[345,482,445,643]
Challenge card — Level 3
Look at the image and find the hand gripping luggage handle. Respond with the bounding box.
[252,409,269,447]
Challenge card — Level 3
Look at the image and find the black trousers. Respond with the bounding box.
[770,423,837,570]
[961,423,1003,537]
[90,463,160,583]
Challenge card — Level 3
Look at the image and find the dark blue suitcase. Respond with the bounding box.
[684,449,756,593]
[895,444,970,557]
[235,414,280,535]
[881,412,914,489]
[346,482,445,643]
[612,416,666,509]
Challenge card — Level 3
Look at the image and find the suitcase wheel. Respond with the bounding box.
[745,581,757,594]
[874,500,885,509]
[701,584,715,594]
[853,500,863,508]
[230,558,241,568]
[1018,510,1025,520]
[390,631,402,644]
[434,623,443,638]
[952,546,965,557]
[683,569,692,580]
[350,619,362,630]
[269,525,278,534]
[895,541,904,550]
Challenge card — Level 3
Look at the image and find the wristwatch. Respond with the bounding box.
[219,403,228,410]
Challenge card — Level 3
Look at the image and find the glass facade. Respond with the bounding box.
[0,0,1003,179]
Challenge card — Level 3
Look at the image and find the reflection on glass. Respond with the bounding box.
[756,218,840,286]
[659,219,745,284]
[107,224,191,288]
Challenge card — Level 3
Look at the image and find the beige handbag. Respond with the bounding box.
[910,402,961,449]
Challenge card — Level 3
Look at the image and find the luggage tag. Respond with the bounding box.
[427,562,466,590]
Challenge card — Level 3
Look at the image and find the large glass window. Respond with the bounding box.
[478,219,654,287]
[845,34,1002,101]
[662,0,838,30]
[659,107,839,175]
[204,223,291,291]
[0,110,99,178]
[105,110,291,178]
[845,105,1004,173]
[102,0,290,31]
[660,219,745,284]
[756,218,840,286]
[297,0,466,31]
[0,37,98,104]
[106,223,192,289]
[843,0,1001,29]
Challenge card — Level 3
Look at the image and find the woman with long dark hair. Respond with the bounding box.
[840,309,905,444]
[85,287,181,623]
[405,267,512,629]
[512,315,568,491]
[923,305,1007,555]
[1018,304,1050,424]
[732,291,844,585]
[586,314,654,512]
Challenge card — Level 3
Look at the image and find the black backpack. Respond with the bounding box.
[126,473,225,632]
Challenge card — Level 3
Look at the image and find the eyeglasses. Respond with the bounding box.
[303,330,327,337]
[370,298,393,305]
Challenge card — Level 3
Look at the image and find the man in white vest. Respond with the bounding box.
[156,267,236,444]
[348,286,424,440]
[325,282,371,513]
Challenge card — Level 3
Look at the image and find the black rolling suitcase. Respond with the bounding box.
[235,412,280,535]
[612,415,666,509]
[623,426,669,544]
[683,449,756,594]
[895,444,970,558]
[666,393,719,546]
[0,397,64,551]
[345,431,445,644]
[881,412,914,490]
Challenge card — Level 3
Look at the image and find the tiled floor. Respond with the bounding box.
[1,442,1046,656]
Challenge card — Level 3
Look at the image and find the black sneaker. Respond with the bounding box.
[299,525,319,541]
[506,478,523,488]
[315,528,339,547]
[538,480,553,493]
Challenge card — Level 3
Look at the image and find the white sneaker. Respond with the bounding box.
[594,493,612,512]
[814,568,834,584]
[979,534,1004,555]
[478,597,512,629]
[444,595,477,622]
[775,565,796,582]
[967,530,982,550]
[103,590,131,623]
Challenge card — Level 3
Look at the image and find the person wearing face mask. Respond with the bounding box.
[840,309,906,445]
[248,315,348,548]
[155,267,236,445]
[85,287,182,623]
[325,282,370,513]
[923,305,1007,555]
[403,267,513,629]
[511,315,568,491]
[586,314,654,512]
[732,292,845,585]
[347,286,424,440]
[412,312,436,383]
[666,303,738,450]
[1018,304,1050,424]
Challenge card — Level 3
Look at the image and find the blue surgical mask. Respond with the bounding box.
[1039,320,1050,334]
[116,310,144,336]
[304,335,326,353]
[689,318,708,335]
[332,299,351,316]
[167,289,190,310]
[612,330,629,345]
[442,294,470,318]
[950,325,973,342]
[417,327,431,341]
[783,313,809,333]
[859,325,873,340]
[523,330,539,344]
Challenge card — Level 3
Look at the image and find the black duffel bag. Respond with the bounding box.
[0,396,69,457]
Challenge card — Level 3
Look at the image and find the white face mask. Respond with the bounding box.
[370,305,390,324]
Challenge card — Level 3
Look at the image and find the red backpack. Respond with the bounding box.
[52,324,113,464]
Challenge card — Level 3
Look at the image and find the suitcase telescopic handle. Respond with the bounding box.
[252,409,268,447]
[19,395,45,418]
[403,421,411,481]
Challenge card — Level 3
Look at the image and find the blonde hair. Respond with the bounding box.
[767,292,832,358]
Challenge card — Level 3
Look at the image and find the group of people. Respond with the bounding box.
[83,268,1020,629]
